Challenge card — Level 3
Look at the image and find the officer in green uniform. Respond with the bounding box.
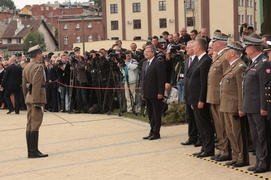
[22,45,48,158]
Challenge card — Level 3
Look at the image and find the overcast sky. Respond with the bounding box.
[14,0,87,9]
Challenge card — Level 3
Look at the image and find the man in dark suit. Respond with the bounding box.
[142,45,166,140]
[180,40,200,146]
[1,55,22,114]
[242,35,271,173]
[186,38,214,157]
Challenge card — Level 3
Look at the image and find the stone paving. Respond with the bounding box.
[0,110,270,180]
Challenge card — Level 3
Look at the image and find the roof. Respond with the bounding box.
[1,19,43,39]
[1,19,58,47]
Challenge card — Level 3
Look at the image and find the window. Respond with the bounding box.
[88,35,93,42]
[250,15,253,25]
[76,36,80,43]
[7,38,11,44]
[249,0,253,7]
[111,37,119,40]
[110,4,118,13]
[88,23,92,29]
[16,38,21,44]
[185,0,195,9]
[64,24,68,30]
[133,36,141,41]
[64,36,68,46]
[159,18,167,28]
[111,21,118,30]
[133,19,141,29]
[159,1,166,11]
[238,15,241,25]
[46,6,49,10]
[76,23,80,29]
[186,17,195,27]
[133,3,141,12]
[41,6,44,11]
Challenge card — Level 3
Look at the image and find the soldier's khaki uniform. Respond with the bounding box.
[207,51,230,157]
[220,59,247,164]
[22,61,47,131]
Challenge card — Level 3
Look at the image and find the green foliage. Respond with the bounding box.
[162,102,186,125]
[23,31,46,52]
[0,0,15,10]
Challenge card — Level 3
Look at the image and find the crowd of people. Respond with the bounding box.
[1,26,271,171]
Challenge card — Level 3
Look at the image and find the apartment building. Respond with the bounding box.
[102,0,262,41]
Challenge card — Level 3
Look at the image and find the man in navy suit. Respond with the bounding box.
[1,55,22,114]
[141,45,166,140]
[186,38,214,157]
[181,40,201,146]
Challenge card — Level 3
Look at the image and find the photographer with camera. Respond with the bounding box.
[71,47,90,113]
[56,52,71,112]
[120,50,138,114]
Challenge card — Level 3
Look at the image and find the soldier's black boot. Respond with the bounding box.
[26,131,31,157]
[28,131,48,158]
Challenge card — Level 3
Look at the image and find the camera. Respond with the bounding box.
[170,44,181,54]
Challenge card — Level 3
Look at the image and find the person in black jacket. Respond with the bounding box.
[141,45,166,140]
[1,55,22,114]
[0,61,5,109]
[186,38,214,157]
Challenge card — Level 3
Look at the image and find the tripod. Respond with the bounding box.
[103,62,123,116]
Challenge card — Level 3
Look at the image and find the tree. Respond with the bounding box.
[0,0,16,10]
[92,0,102,16]
[22,31,46,52]
[262,0,271,34]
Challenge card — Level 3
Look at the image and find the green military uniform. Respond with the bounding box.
[206,34,230,160]
[22,45,48,158]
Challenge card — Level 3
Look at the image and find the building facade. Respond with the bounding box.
[58,16,104,51]
[102,0,262,41]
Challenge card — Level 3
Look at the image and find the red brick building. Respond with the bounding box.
[58,16,104,51]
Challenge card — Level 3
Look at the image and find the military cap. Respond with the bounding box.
[28,45,42,57]
[73,47,80,52]
[263,41,271,52]
[225,41,244,51]
[212,33,229,42]
[243,36,263,47]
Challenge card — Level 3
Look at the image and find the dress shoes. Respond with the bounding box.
[194,141,202,147]
[142,135,152,140]
[6,110,14,114]
[233,162,248,168]
[215,156,231,162]
[148,135,160,140]
[247,166,258,171]
[197,151,214,158]
[180,139,197,145]
[15,111,19,114]
[225,161,237,166]
[192,151,203,156]
[254,167,268,173]
[210,155,220,160]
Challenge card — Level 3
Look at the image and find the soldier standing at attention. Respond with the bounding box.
[242,35,270,173]
[219,41,248,167]
[206,33,230,162]
[22,45,48,158]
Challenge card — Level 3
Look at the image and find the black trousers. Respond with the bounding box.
[146,98,164,136]
[4,88,20,112]
[186,102,199,141]
[193,103,214,153]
